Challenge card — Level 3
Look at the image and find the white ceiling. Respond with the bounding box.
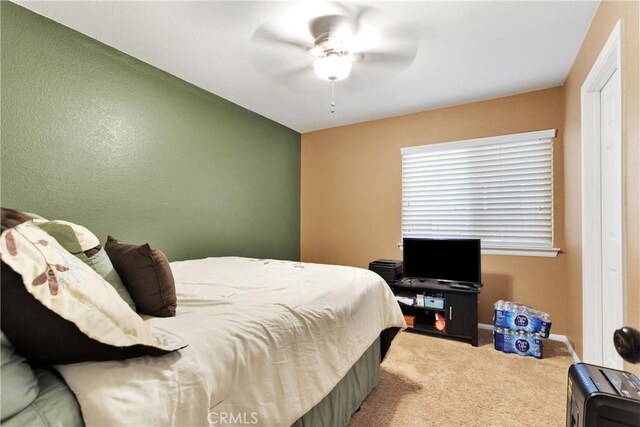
[17,1,599,133]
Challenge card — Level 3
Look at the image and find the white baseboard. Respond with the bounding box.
[478,323,580,362]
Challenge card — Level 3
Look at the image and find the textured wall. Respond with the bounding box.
[0,2,300,262]
[563,0,639,374]
[301,88,568,333]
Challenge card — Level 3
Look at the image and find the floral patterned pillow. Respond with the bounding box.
[0,222,185,364]
[33,218,136,312]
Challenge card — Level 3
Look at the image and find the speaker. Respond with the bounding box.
[368,259,403,283]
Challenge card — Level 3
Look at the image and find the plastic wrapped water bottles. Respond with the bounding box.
[493,300,552,359]
[493,327,544,359]
[493,300,552,338]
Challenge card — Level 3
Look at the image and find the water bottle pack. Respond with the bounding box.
[493,300,551,359]
[493,328,543,359]
[493,300,552,338]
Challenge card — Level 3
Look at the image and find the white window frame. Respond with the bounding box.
[401,129,560,258]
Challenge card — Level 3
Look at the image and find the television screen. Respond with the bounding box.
[403,238,481,284]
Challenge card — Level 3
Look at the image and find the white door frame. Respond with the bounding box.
[581,20,624,366]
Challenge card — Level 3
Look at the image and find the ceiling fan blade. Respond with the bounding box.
[309,15,351,41]
[355,50,416,65]
[255,62,313,84]
[274,63,312,79]
[252,25,311,51]
[330,2,375,36]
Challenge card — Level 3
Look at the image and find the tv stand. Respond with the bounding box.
[387,278,480,347]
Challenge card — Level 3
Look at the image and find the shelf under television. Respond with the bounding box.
[399,303,446,333]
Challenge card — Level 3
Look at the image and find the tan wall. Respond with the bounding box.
[301,88,568,333]
[563,0,639,374]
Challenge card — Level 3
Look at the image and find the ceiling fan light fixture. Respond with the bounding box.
[314,54,352,81]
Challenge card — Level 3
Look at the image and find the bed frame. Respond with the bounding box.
[293,327,400,426]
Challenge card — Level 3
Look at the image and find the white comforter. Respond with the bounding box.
[57,257,405,427]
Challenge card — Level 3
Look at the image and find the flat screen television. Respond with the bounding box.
[403,237,481,285]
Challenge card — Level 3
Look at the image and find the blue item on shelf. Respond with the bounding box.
[424,296,445,310]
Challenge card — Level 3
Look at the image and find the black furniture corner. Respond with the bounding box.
[387,278,480,347]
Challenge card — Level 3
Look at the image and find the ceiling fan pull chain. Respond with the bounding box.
[330,79,336,114]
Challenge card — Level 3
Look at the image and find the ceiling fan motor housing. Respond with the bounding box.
[310,15,355,82]
[311,15,353,56]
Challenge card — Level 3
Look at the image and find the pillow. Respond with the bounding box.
[33,219,99,254]
[105,236,177,317]
[74,250,136,311]
[0,222,185,364]
[0,332,39,421]
[33,219,136,311]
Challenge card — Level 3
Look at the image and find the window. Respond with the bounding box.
[401,129,558,257]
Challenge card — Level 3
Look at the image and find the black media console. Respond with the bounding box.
[386,278,480,347]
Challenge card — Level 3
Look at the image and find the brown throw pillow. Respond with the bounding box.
[105,236,177,317]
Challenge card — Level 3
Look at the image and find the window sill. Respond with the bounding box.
[481,247,561,257]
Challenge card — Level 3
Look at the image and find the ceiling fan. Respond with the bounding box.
[251,3,418,113]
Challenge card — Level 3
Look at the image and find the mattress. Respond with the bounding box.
[55,257,406,426]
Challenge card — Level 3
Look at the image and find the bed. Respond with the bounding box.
[4,256,405,426]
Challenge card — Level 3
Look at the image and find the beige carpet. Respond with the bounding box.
[349,329,573,427]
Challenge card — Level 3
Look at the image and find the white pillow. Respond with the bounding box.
[33,218,136,311]
[32,219,99,253]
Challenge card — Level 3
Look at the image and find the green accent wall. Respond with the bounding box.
[0,2,300,262]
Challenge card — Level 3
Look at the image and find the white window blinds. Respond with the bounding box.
[401,129,555,250]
